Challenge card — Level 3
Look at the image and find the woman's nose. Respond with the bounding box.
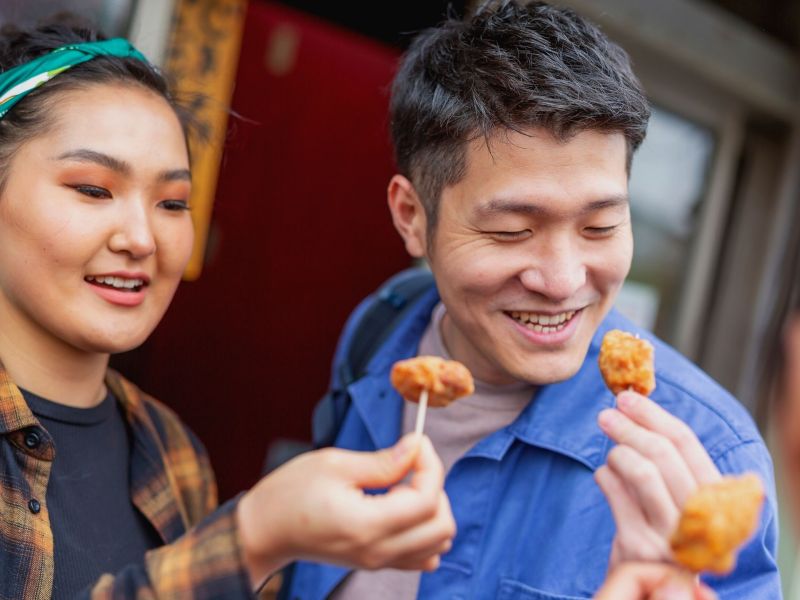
[108,201,156,259]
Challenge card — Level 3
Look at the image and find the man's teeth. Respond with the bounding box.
[510,310,576,333]
[86,275,144,290]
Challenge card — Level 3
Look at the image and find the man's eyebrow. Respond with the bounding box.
[580,196,629,213]
[54,149,190,183]
[475,195,629,217]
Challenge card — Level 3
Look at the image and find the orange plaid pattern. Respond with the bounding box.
[0,366,252,599]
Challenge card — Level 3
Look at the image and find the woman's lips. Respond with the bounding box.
[85,275,148,307]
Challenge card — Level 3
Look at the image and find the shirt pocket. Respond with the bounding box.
[497,578,590,600]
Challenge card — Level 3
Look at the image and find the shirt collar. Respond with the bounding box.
[0,363,170,466]
[0,361,185,541]
[107,368,189,541]
[0,361,38,435]
[504,337,615,470]
[351,287,625,469]
[349,286,441,449]
[0,363,145,436]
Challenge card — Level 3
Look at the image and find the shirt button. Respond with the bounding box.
[28,499,41,514]
[24,429,42,449]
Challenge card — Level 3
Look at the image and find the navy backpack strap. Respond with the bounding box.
[343,267,435,385]
[311,267,435,448]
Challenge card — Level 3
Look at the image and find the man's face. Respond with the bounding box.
[402,127,632,386]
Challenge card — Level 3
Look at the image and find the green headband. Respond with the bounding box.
[0,38,149,119]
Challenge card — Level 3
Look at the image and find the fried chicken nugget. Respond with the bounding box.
[598,329,656,396]
[670,473,765,575]
[390,356,474,407]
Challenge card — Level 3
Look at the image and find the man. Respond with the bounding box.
[283,1,780,598]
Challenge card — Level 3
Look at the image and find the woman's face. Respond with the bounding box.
[0,83,194,355]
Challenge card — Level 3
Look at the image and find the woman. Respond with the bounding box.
[0,19,454,598]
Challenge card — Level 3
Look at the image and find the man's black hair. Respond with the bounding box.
[390,0,651,230]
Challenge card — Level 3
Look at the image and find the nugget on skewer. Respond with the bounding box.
[598,329,656,396]
[670,473,765,575]
[391,356,474,407]
[391,356,474,436]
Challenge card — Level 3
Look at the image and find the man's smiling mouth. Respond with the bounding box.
[506,309,579,333]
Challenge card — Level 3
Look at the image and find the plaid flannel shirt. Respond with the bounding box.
[0,365,253,599]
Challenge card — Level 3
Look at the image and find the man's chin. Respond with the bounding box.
[508,360,584,386]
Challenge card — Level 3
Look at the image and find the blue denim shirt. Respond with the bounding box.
[286,286,781,599]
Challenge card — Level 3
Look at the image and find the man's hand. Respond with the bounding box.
[237,433,456,588]
[594,391,720,568]
[594,562,717,600]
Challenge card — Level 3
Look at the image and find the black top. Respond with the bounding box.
[22,388,162,599]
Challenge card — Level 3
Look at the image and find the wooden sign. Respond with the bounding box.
[164,0,248,280]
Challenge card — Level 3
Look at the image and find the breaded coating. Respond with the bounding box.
[390,356,474,407]
[598,329,656,396]
[670,474,765,575]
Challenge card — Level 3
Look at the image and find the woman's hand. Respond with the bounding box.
[236,433,455,588]
[594,562,717,600]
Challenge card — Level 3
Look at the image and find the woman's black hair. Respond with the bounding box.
[0,13,196,188]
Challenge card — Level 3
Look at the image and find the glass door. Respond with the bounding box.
[616,105,716,342]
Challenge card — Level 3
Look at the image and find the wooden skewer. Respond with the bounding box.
[414,388,429,436]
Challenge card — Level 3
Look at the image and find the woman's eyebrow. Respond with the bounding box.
[159,169,191,182]
[54,148,131,174]
[53,149,190,182]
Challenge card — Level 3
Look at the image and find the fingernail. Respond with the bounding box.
[695,583,718,600]
[392,435,416,462]
[617,392,638,409]
[597,409,617,430]
[654,583,693,600]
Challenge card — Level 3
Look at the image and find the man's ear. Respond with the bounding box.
[387,174,427,258]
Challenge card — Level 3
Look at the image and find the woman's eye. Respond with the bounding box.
[160,199,190,212]
[72,185,111,199]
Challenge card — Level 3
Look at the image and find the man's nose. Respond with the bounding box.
[518,238,587,302]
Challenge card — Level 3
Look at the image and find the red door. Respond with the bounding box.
[114,1,411,499]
